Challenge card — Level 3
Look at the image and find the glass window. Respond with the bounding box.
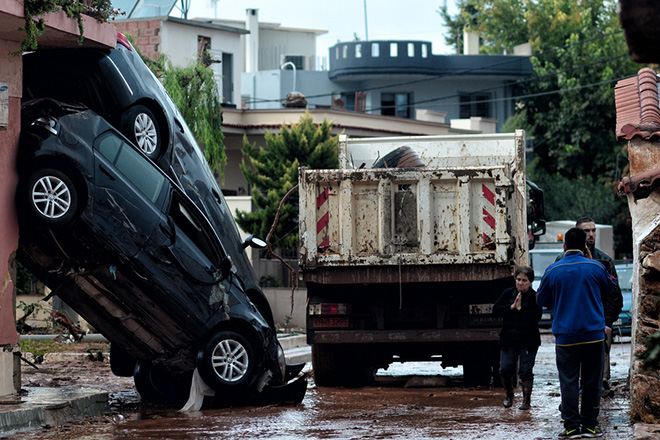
[390,43,398,57]
[381,92,411,118]
[459,92,492,118]
[422,44,428,58]
[342,45,348,58]
[408,43,415,57]
[97,132,166,204]
[97,132,122,162]
[355,44,362,58]
[371,43,380,57]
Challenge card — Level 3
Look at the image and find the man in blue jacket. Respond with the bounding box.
[537,228,617,439]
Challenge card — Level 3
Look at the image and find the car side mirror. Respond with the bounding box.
[242,235,268,250]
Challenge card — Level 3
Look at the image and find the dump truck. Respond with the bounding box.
[298,131,546,386]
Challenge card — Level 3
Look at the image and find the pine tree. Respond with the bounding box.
[236,112,338,251]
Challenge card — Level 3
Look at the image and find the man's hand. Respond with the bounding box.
[605,326,612,336]
[585,247,593,259]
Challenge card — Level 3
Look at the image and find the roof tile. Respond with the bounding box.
[615,68,660,140]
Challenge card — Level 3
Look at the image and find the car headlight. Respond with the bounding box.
[277,343,286,382]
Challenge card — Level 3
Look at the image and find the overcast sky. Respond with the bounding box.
[184,0,459,59]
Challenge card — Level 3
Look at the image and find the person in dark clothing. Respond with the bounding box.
[538,228,617,439]
[493,265,542,410]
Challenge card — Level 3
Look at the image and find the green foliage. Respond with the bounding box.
[161,63,227,174]
[129,39,227,176]
[21,0,117,51]
[442,0,640,256]
[237,113,339,250]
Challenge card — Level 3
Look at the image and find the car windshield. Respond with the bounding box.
[617,266,633,291]
[530,252,560,278]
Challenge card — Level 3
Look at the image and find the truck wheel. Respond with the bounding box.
[463,361,493,387]
[312,344,375,387]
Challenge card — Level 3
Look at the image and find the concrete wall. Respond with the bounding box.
[263,287,306,329]
[0,37,22,397]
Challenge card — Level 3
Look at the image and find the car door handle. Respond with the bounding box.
[159,222,174,238]
[99,165,115,180]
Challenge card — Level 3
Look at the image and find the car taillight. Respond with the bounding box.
[116,32,132,51]
[308,303,351,316]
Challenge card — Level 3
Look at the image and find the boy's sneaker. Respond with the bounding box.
[581,426,603,437]
[558,427,581,438]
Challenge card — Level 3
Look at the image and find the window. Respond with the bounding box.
[408,43,415,57]
[459,93,492,118]
[390,43,398,57]
[371,43,380,57]
[96,132,166,203]
[343,45,348,58]
[283,55,304,70]
[198,36,212,66]
[381,92,411,118]
[355,44,362,58]
[422,44,428,58]
[340,92,356,111]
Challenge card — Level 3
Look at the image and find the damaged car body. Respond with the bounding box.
[16,100,306,406]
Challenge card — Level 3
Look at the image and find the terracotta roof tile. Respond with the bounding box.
[615,67,660,141]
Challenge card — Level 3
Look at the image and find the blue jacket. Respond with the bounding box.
[537,250,616,345]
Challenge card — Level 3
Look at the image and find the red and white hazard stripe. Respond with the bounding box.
[481,183,496,246]
[316,187,330,251]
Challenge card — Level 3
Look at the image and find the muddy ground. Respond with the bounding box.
[6,335,634,440]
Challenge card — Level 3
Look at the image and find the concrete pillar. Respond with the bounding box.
[245,8,259,73]
[0,37,22,397]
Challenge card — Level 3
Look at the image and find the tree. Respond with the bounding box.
[236,113,339,250]
[441,0,640,256]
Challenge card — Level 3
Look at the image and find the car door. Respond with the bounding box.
[92,130,167,258]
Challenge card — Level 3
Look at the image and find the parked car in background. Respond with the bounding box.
[16,100,305,406]
[613,261,633,337]
[529,246,564,328]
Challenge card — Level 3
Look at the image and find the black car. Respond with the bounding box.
[16,100,305,406]
[22,32,272,331]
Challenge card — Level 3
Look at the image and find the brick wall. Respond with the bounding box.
[116,20,161,60]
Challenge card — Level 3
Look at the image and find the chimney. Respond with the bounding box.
[463,28,479,55]
[246,8,259,72]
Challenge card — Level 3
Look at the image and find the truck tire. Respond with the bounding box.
[312,344,375,387]
[463,361,493,387]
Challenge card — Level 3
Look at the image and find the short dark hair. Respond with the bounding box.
[576,217,594,227]
[565,227,587,250]
[515,265,534,283]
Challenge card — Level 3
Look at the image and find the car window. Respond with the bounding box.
[96,132,166,203]
[169,192,223,266]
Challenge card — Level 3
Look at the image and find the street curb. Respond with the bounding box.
[0,388,107,435]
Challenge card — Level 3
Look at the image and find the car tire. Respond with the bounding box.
[110,343,136,377]
[133,362,191,407]
[197,331,259,392]
[24,168,78,226]
[121,105,161,159]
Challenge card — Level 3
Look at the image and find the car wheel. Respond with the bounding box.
[110,343,136,377]
[24,168,78,226]
[197,331,259,391]
[133,362,191,407]
[121,105,161,159]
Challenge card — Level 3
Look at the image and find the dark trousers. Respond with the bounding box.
[556,341,604,429]
[499,345,538,381]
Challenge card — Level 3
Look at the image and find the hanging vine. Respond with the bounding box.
[21,0,118,51]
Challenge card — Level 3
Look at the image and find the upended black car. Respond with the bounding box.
[16,99,306,406]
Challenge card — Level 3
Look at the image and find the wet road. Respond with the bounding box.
[8,335,633,440]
